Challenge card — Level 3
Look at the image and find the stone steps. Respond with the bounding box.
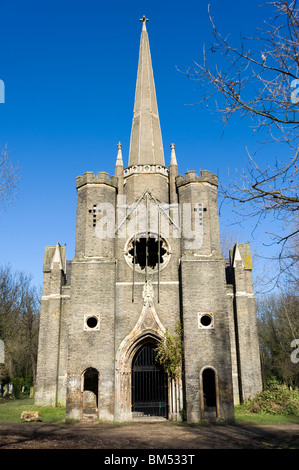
[82,408,98,421]
[132,412,167,422]
[203,406,217,422]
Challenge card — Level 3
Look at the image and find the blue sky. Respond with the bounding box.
[0,0,286,291]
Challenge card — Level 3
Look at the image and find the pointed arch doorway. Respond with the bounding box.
[132,341,168,418]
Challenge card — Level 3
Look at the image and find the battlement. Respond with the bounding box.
[123,164,169,177]
[176,170,218,187]
[76,171,118,189]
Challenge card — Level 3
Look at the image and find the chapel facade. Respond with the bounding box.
[35,17,262,422]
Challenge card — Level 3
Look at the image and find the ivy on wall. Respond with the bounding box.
[155,321,183,379]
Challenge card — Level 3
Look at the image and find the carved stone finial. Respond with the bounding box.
[143,280,154,306]
[170,143,178,166]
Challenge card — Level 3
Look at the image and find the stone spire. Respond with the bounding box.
[170,143,178,166]
[169,144,178,204]
[115,142,124,167]
[115,142,124,195]
[128,16,165,167]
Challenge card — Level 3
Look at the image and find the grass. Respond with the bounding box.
[1,398,299,426]
[234,405,299,426]
[0,398,66,423]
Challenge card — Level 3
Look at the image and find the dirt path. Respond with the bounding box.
[0,421,298,450]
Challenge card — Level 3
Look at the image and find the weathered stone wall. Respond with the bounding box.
[56,285,71,405]
[65,173,117,419]
[231,244,262,401]
[124,171,169,205]
[35,249,66,406]
[178,172,235,422]
[75,172,117,258]
[65,258,116,421]
[180,256,235,422]
[226,283,240,405]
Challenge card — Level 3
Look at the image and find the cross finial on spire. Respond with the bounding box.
[139,15,149,31]
[139,15,149,23]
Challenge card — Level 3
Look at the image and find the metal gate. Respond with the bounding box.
[132,343,168,418]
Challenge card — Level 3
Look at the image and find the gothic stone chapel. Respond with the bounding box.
[35,17,262,422]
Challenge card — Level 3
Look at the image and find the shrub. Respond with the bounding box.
[12,377,24,399]
[244,378,299,415]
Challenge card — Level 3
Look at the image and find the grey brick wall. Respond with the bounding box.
[35,169,261,423]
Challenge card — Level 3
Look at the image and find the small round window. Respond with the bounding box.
[84,315,100,331]
[198,313,214,329]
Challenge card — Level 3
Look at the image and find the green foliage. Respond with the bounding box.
[12,377,24,399]
[22,375,34,393]
[155,321,183,378]
[241,378,299,416]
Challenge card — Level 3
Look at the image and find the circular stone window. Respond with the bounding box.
[124,233,171,273]
[198,313,214,329]
[84,315,100,331]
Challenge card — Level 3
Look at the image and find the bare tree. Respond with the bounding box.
[258,291,299,387]
[16,272,40,388]
[0,266,39,389]
[0,144,19,207]
[182,0,299,287]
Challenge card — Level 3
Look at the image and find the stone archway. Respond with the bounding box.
[200,366,220,420]
[115,332,163,421]
[115,281,183,421]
